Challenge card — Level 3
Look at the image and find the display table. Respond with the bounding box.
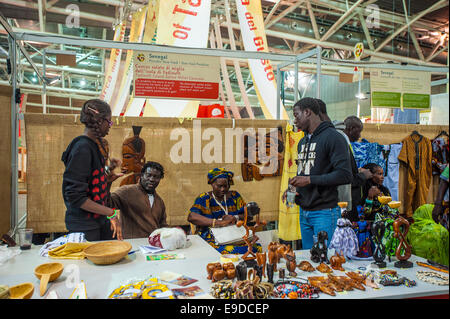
[0,235,448,299]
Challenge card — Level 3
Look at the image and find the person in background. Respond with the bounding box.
[289,97,352,249]
[335,116,373,221]
[316,98,332,122]
[361,163,392,221]
[108,161,168,239]
[62,99,123,241]
[187,168,261,254]
[432,164,449,229]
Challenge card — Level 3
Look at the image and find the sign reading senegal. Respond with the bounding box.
[133,52,220,100]
[370,69,431,109]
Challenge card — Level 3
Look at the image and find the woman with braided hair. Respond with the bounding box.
[62,99,123,241]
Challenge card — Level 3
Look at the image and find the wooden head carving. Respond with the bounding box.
[121,126,146,185]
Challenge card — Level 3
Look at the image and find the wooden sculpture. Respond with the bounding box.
[256,252,267,278]
[330,252,346,271]
[236,202,266,263]
[310,231,329,264]
[120,126,146,186]
[316,262,333,274]
[267,242,279,271]
[393,215,413,268]
[206,262,222,280]
[298,260,315,272]
[223,263,236,280]
[284,245,297,277]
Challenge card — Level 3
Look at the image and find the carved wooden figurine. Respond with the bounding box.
[330,252,346,271]
[223,263,236,279]
[284,245,297,277]
[256,252,267,278]
[310,231,329,264]
[298,261,315,272]
[207,262,222,280]
[268,242,279,271]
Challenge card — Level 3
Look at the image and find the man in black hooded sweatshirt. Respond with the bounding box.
[289,97,352,249]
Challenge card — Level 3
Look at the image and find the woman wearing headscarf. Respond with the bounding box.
[188,168,262,254]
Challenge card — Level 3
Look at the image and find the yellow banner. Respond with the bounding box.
[278,123,303,241]
[235,0,287,120]
[99,22,126,104]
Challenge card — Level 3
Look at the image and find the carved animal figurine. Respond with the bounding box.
[284,245,297,277]
[276,244,288,262]
[268,242,279,271]
[279,268,286,281]
[256,252,267,278]
[206,262,222,280]
[298,260,315,272]
[316,262,333,274]
[310,231,329,264]
[254,264,263,279]
[266,263,275,284]
[223,263,236,279]
[236,261,247,281]
[330,252,346,271]
[212,268,226,282]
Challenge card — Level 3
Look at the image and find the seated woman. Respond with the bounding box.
[187,168,262,255]
[361,163,392,221]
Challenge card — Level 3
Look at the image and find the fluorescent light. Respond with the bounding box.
[80,79,86,87]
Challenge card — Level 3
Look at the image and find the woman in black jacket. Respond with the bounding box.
[62,99,123,241]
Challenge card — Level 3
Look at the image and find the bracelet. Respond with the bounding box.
[365,199,374,205]
[212,219,216,228]
[107,209,118,220]
[105,165,111,175]
[416,270,449,286]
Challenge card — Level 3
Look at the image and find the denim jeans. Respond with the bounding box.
[299,206,340,250]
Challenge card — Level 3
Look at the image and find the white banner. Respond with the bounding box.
[235,0,287,119]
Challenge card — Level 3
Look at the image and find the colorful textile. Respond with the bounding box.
[351,141,386,169]
[432,137,449,175]
[278,123,304,241]
[207,168,234,185]
[398,134,432,217]
[189,191,260,254]
[353,220,373,258]
[382,144,402,201]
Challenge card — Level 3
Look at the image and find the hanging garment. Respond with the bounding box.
[278,123,304,241]
[398,133,432,217]
[382,143,403,201]
[431,137,449,175]
[351,141,386,169]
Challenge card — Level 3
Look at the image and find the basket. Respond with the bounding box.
[83,241,132,265]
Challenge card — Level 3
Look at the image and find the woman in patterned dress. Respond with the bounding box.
[187,168,262,254]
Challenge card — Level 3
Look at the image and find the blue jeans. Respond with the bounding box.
[299,206,340,250]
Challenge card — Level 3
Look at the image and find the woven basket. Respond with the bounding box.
[83,241,132,265]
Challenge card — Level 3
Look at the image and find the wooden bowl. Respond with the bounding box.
[34,262,64,296]
[388,201,401,209]
[83,241,132,265]
[377,196,392,205]
[337,202,348,208]
[9,282,34,299]
[0,285,10,299]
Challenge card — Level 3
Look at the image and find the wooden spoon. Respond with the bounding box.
[34,262,64,296]
[9,283,34,299]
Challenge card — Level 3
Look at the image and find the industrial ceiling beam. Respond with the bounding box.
[320,0,364,42]
[266,1,305,29]
[375,0,449,53]
[305,0,320,40]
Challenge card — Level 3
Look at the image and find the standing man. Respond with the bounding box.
[108,161,168,239]
[335,116,373,221]
[289,98,352,249]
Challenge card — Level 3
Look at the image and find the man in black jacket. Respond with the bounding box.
[289,97,352,249]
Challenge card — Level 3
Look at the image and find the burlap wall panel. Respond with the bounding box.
[25,113,287,233]
[0,86,12,235]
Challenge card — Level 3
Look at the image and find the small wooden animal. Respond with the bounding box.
[316,262,333,274]
[206,262,222,280]
[212,269,226,282]
[268,242,279,271]
[284,245,297,277]
[266,263,275,284]
[276,243,288,262]
[236,261,247,281]
[298,260,315,272]
[310,231,329,264]
[223,263,236,279]
[256,252,267,278]
[330,252,346,271]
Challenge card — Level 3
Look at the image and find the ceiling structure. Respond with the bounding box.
[0,0,448,115]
